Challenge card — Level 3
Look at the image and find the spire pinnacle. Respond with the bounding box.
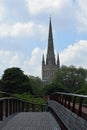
[46,17,55,64]
[42,54,45,65]
[57,53,60,68]
[48,16,53,40]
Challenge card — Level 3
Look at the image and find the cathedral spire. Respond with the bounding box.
[42,54,45,65]
[57,53,60,68]
[46,17,55,64]
[42,18,60,83]
[48,17,53,42]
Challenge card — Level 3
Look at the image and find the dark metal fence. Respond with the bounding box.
[50,92,87,121]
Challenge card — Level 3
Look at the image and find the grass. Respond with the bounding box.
[14,93,47,105]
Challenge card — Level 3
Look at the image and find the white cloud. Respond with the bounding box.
[23,48,43,77]
[0,50,21,76]
[76,0,87,32]
[60,40,87,68]
[26,0,73,15]
[0,48,43,78]
[0,22,47,39]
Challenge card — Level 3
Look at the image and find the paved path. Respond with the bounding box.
[0,112,61,130]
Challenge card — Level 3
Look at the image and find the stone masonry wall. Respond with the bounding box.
[48,100,87,130]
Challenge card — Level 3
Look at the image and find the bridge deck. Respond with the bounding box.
[0,112,61,130]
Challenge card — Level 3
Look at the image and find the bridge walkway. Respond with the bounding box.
[0,112,61,130]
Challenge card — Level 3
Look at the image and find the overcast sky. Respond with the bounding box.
[0,0,87,78]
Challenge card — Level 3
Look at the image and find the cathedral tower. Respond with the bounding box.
[42,18,60,83]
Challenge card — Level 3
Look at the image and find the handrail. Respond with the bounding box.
[50,92,87,121]
[0,91,46,105]
[54,92,87,98]
[0,91,46,121]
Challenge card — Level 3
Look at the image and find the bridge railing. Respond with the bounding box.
[50,92,87,120]
[0,91,46,121]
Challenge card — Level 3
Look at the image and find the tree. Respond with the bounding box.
[1,67,33,94]
[42,82,68,95]
[29,76,42,95]
[53,65,87,93]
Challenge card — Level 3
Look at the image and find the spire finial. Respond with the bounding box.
[50,15,51,20]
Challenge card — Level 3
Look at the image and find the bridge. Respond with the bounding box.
[0,91,87,130]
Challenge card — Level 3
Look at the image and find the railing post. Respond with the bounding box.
[20,101,22,112]
[13,99,15,113]
[78,97,83,116]
[14,99,17,113]
[59,94,61,103]
[0,100,3,120]
[68,96,72,109]
[22,101,24,112]
[32,104,35,112]
[5,99,9,117]
[61,95,64,105]
[72,96,76,112]
[41,105,43,112]
[10,99,13,115]
[26,102,29,112]
[64,96,67,106]
[16,100,19,112]
[18,100,21,112]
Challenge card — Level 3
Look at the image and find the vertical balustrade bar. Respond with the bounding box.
[8,99,10,116]
[64,96,67,106]
[22,101,24,112]
[62,95,64,105]
[13,99,15,113]
[18,100,20,112]
[26,102,29,112]
[41,105,43,112]
[0,100,3,120]
[16,100,19,112]
[59,94,61,103]
[68,96,72,109]
[20,100,22,112]
[72,96,76,113]
[24,102,27,112]
[14,99,16,113]
[32,104,35,112]
[15,100,17,112]
[5,99,9,117]
[9,99,12,115]
[78,97,83,116]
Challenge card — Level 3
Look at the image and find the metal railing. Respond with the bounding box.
[0,91,46,121]
[50,92,87,120]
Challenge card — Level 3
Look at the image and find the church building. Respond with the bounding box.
[42,18,60,83]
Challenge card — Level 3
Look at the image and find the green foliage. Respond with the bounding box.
[53,65,87,93]
[1,65,87,97]
[29,76,43,95]
[0,80,3,91]
[75,85,87,95]
[1,67,33,94]
[14,93,46,104]
[42,65,87,95]
[42,82,69,95]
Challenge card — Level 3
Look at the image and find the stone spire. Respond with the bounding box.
[57,53,60,68]
[42,17,60,83]
[42,54,45,65]
[46,17,55,65]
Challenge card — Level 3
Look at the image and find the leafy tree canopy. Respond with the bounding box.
[29,76,43,95]
[53,65,87,93]
[42,65,87,95]
[1,67,33,94]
